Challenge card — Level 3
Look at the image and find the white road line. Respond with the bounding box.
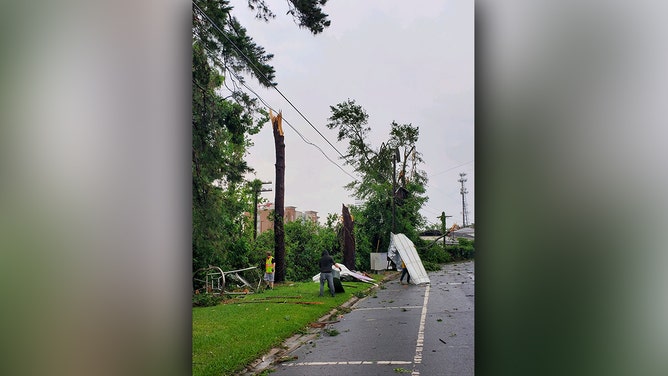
[355,306,422,311]
[412,284,430,375]
[282,285,433,373]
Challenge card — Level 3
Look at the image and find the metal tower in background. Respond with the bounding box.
[458,173,469,227]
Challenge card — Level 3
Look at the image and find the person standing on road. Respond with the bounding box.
[318,250,342,297]
[264,251,275,289]
[399,259,411,285]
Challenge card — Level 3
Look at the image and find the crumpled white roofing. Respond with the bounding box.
[387,233,430,285]
[312,263,377,285]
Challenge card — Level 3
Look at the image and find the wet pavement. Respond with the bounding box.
[263,260,474,376]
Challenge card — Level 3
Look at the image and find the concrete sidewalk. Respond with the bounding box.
[244,260,474,376]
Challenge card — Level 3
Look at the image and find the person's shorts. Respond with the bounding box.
[264,272,274,282]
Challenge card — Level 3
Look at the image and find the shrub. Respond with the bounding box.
[417,242,451,267]
[192,293,222,307]
[445,238,475,261]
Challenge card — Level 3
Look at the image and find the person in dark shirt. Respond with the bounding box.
[318,250,342,297]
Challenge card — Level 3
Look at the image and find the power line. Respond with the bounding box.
[421,205,442,216]
[192,2,352,166]
[198,43,361,182]
[423,160,474,199]
[431,160,474,177]
[194,3,462,221]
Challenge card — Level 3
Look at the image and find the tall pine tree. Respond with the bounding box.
[192,1,331,272]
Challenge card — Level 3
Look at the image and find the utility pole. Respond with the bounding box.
[438,211,452,248]
[392,148,400,234]
[458,173,469,227]
[252,180,272,240]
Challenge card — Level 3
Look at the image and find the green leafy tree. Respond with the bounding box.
[284,219,325,281]
[247,0,331,34]
[251,219,340,282]
[325,212,340,229]
[326,99,429,265]
[192,42,260,272]
[192,1,332,272]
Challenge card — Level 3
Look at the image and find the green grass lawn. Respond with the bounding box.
[192,277,383,376]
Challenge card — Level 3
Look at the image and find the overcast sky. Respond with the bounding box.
[230,0,474,229]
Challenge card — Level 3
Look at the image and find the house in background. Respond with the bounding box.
[451,227,475,240]
[418,224,475,245]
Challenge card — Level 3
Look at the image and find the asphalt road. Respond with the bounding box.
[268,260,474,376]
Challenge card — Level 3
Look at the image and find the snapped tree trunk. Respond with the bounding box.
[342,204,356,270]
[271,110,286,283]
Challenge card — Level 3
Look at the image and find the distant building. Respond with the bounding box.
[257,203,274,234]
[284,206,297,222]
[256,204,319,235]
[304,210,319,223]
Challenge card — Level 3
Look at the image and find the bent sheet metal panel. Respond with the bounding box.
[312,264,377,284]
[388,233,430,284]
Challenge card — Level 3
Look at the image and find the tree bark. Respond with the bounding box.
[271,111,286,283]
[342,204,356,270]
